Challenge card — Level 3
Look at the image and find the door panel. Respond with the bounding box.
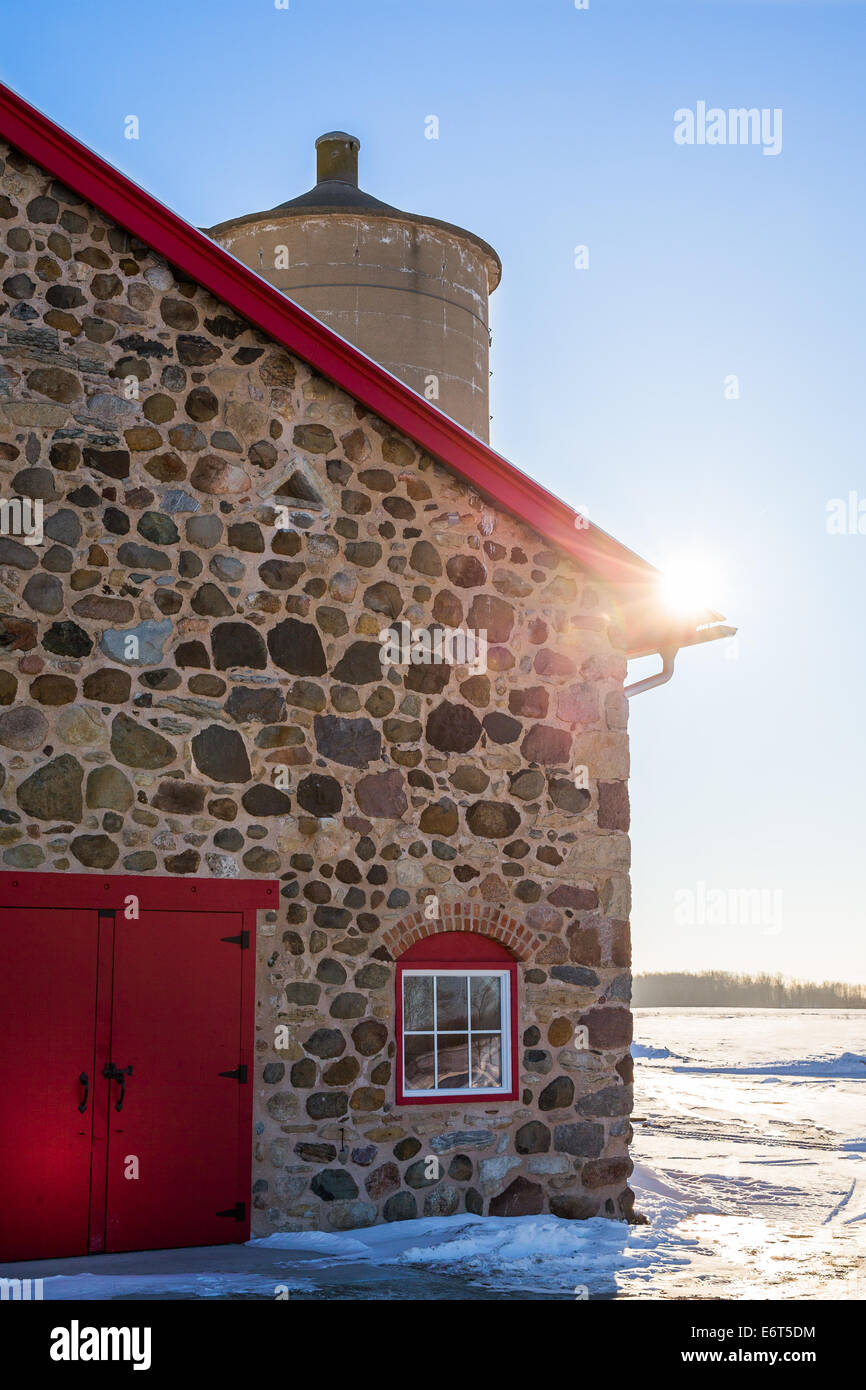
[103,910,247,1253]
[0,909,99,1261]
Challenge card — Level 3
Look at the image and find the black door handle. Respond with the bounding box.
[103,1063,133,1111]
[78,1071,89,1114]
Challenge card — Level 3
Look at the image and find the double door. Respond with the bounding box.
[0,896,254,1263]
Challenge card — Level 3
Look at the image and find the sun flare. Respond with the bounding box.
[659,554,728,618]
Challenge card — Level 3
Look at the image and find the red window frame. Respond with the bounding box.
[395,932,519,1105]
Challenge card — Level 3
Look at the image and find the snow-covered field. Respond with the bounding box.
[20,1008,866,1300]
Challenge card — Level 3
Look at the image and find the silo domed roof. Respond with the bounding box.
[206,131,501,291]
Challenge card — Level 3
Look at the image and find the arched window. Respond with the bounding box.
[395,932,518,1105]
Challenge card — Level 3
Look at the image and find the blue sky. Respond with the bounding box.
[3,0,864,982]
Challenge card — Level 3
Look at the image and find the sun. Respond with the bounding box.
[659,553,728,619]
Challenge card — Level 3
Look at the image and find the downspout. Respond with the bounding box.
[625,645,678,699]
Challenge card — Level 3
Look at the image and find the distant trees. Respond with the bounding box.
[632,971,866,1008]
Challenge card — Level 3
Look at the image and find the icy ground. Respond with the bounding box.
[10,1008,865,1300]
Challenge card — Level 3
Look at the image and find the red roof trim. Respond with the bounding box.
[0,81,705,654]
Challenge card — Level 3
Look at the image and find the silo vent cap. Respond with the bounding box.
[315,132,360,187]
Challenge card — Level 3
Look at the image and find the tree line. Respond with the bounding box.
[632,971,866,1008]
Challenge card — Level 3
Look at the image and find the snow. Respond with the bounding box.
[11,1007,864,1300]
[33,1272,318,1301]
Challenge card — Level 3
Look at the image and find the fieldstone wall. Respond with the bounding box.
[0,137,635,1232]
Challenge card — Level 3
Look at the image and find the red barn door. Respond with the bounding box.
[103,910,249,1253]
[0,873,274,1264]
[0,909,100,1262]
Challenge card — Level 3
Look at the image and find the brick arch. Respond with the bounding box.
[383,901,538,963]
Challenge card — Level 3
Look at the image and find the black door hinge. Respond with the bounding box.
[220,930,250,948]
[216,1202,246,1221]
[218,1064,248,1083]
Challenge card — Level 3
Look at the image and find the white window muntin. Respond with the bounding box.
[401,968,511,1097]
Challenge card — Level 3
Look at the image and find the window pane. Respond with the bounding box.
[436,1034,469,1089]
[404,975,434,1031]
[404,1034,435,1090]
[435,975,468,1030]
[470,1033,502,1087]
[470,975,502,1030]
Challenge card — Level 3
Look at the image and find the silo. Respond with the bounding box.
[206,132,501,441]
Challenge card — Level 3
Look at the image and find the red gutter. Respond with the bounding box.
[0,80,717,655]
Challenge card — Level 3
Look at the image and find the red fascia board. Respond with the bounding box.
[0,870,278,912]
[0,81,662,604]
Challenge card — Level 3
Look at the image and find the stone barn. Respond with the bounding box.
[0,83,733,1260]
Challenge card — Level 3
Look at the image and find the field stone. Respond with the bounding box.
[3,845,44,868]
[419,798,458,835]
[549,779,591,813]
[304,1028,346,1059]
[83,668,131,702]
[0,538,38,570]
[267,618,326,676]
[72,597,135,623]
[100,619,172,666]
[70,835,119,869]
[210,555,244,582]
[482,711,521,744]
[351,1019,387,1056]
[22,572,63,615]
[42,621,93,658]
[16,754,83,820]
[409,540,442,577]
[510,769,545,800]
[445,555,486,588]
[365,1163,400,1200]
[313,715,381,768]
[111,712,175,769]
[383,1193,416,1222]
[186,513,222,547]
[404,1160,442,1190]
[192,583,233,617]
[553,1123,605,1158]
[538,1075,575,1112]
[0,706,49,750]
[0,671,18,704]
[451,766,489,794]
[331,641,382,686]
[355,769,407,819]
[423,1184,460,1217]
[192,725,251,783]
[306,1092,348,1119]
[85,765,133,811]
[489,1177,543,1218]
[296,773,343,817]
[515,1121,551,1154]
[465,801,520,838]
[225,686,285,724]
[521,724,572,765]
[241,784,292,817]
[138,512,179,545]
[190,456,250,494]
[212,622,267,671]
[243,847,280,873]
[425,701,481,754]
[467,594,514,644]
